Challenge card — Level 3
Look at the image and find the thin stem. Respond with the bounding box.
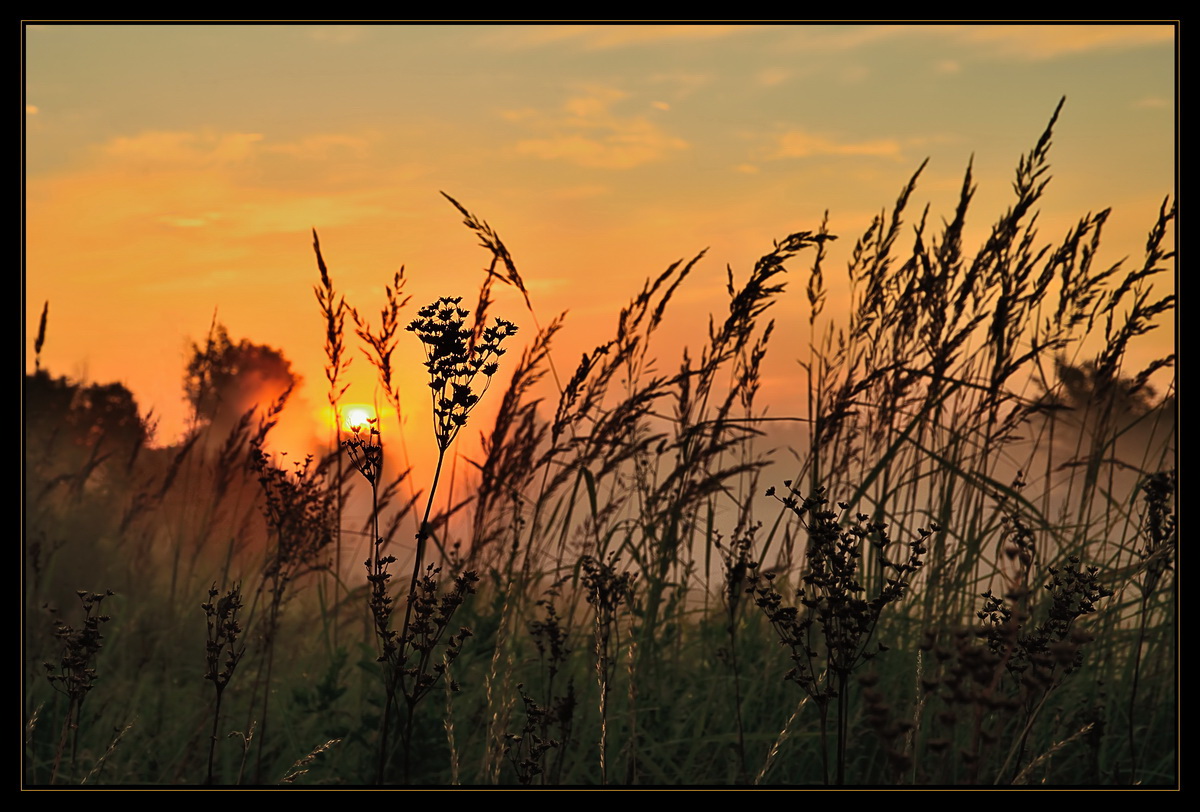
[206,689,224,785]
[393,447,448,785]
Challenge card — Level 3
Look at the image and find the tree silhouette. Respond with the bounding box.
[25,369,149,497]
[184,322,298,431]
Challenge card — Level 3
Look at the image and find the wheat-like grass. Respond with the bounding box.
[22,101,1175,787]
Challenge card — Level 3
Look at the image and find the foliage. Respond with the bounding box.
[23,105,1176,787]
[184,321,298,429]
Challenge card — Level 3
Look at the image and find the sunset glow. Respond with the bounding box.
[23,23,1178,787]
[343,405,376,432]
[24,23,1174,459]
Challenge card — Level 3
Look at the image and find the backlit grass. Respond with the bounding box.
[23,103,1176,787]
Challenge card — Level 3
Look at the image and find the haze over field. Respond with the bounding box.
[23,23,1178,787]
[25,23,1175,461]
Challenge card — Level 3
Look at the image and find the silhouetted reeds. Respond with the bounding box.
[22,101,1175,786]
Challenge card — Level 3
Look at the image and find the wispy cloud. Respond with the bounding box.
[756,67,792,87]
[547,184,612,200]
[769,129,902,160]
[97,129,383,171]
[46,128,402,237]
[774,23,1173,61]
[506,87,688,169]
[36,165,390,238]
[264,133,374,159]
[26,104,39,115]
[645,71,714,101]
[946,24,1174,60]
[1133,96,1171,109]
[773,24,918,53]
[101,131,265,165]
[482,23,761,51]
[306,25,369,45]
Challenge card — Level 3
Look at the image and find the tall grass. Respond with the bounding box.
[23,103,1175,786]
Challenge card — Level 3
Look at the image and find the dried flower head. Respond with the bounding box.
[44,590,115,707]
[202,583,245,691]
[343,418,383,485]
[407,297,518,450]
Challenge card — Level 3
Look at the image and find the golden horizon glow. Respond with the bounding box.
[25,23,1176,455]
[343,404,377,432]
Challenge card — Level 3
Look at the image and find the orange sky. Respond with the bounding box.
[24,23,1176,467]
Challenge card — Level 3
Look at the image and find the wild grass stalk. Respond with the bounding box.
[80,720,134,785]
[581,553,636,784]
[524,578,576,784]
[22,101,1175,787]
[312,229,351,648]
[348,295,517,783]
[202,583,245,785]
[714,524,758,781]
[43,589,115,784]
[1124,470,1176,783]
[350,263,418,524]
[246,432,335,781]
[750,486,933,783]
[279,738,342,784]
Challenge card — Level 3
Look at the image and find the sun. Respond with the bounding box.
[342,404,377,432]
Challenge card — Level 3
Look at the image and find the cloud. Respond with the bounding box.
[756,67,792,87]
[38,128,402,239]
[1133,96,1171,109]
[773,23,1173,61]
[946,23,1174,60]
[26,104,38,115]
[157,215,211,228]
[485,23,1174,62]
[839,64,871,84]
[646,71,713,98]
[101,131,265,165]
[482,23,760,51]
[507,87,689,169]
[306,25,368,45]
[515,133,688,170]
[95,129,382,173]
[548,184,611,200]
[770,129,902,160]
[773,24,919,53]
[264,133,373,160]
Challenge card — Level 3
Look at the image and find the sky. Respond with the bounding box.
[23,23,1177,465]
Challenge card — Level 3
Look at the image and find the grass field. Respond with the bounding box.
[23,106,1176,787]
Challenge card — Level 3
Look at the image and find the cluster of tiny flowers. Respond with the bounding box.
[406,297,519,450]
[343,420,383,486]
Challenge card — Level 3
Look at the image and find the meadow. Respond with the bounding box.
[23,104,1177,787]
